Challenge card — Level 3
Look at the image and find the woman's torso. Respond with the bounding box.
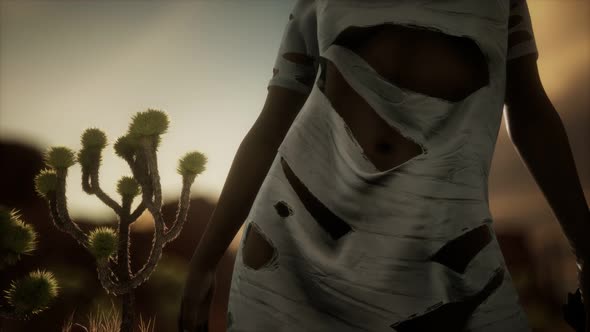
[321,23,489,171]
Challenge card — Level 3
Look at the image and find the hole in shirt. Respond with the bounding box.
[274,200,293,218]
[321,23,488,173]
[280,157,352,240]
[331,23,490,102]
[242,222,277,270]
[430,224,492,274]
[321,50,423,173]
[390,267,505,331]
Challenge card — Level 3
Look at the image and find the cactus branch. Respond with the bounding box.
[116,197,132,286]
[50,170,124,295]
[129,201,146,222]
[131,194,167,272]
[46,192,66,233]
[141,137,162,208]
[164,175,195,243]
[130,150,154,204]
[127,220,165,290]
[121,155,145,195]
[101,200,167,293]
[96,262,127,295]
[89,169,122,215]
[79,147,122,214]
[123,155,149,222]
[53,170,88,248]
[81,169,92,194]
[102,140,166,291]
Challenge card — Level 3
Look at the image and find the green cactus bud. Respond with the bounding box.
[114,135,139,159]
[34,169,58,198]
[81,128,107,150]
[116,176,140,198]
[0,213,37,255]
[177,151,207,177]
[76,148,101,170]
[0,208,37,268]
[88,227,118,262]
[128,109,169,137]
[4,269,59,316]
[44,146,76,169]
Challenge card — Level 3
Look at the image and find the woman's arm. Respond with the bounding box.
[188,86,310,271]
[504,53,590,259]
[187,0,319,271]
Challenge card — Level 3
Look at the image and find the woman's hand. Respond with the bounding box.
[178,267,217,332]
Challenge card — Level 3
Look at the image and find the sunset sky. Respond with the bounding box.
[1,0,588,230]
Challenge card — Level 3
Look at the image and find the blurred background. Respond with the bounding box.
[0,0,588,331]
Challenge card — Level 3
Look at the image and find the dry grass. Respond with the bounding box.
[62,299,156,332]
[137,313,156,332]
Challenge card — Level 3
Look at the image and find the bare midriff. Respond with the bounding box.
[321,24,489,172]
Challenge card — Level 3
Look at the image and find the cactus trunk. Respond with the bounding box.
[120,291,135,332]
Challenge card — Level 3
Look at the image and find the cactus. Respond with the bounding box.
[34,109,207,332]
[0,206,59,320]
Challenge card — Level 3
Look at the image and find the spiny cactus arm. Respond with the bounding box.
[127,224,166,290]
[164,151,207,242]
[78,128,123,214]
[164,175,194,243]
[87,226,128,295]
[52,170,89,247]
[123,189,168,289]
[140,137,163,208]
[98,194,166,292]
[126,109,168,210]
[48,197,87,248]
[81,169,92,194]
[46,192,71,234]
[124,152,206,288]
[102,238,165,292]
[115,197,133,285]
[34,170,71,237]
[89,169,122,215]
[133,146,167,234]
[96,262,130,295]
[116,137,158,224]
[124,147,154,212]
[116,151,168,291]
[130,201,146,222]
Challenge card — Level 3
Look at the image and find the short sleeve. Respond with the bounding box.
[267,0,319,95]
[507,0,539,61]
